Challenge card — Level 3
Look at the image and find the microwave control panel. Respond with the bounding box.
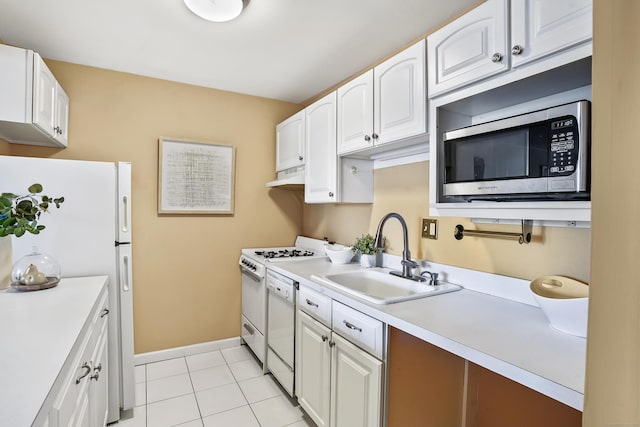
[549,117,579,176]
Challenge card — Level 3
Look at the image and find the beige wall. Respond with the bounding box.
[7,60,301,353]
[304,161,591,282]
[583,0,640,425]
[0,139,9,155]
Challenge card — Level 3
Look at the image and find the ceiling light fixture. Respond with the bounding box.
[183,0,248,23]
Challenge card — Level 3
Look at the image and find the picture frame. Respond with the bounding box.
[158,137,236,214]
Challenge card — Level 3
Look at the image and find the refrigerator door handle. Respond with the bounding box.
[121,195,129,233]
[122,254,131,292]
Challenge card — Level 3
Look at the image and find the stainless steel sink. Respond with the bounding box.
[311,268,461,304]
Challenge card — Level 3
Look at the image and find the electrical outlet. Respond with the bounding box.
[422,218,438,240]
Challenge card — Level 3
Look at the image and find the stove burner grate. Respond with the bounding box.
[254,249,315,259]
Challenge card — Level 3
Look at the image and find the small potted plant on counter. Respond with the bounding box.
[353,233,380,268]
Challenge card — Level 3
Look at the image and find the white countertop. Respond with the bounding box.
[0,276,108,426]
[268,257,586,411]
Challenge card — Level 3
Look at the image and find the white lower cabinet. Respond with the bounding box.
[296,310,332,427]
[296,305,383,427]
[48,288,109,427]
[330,333,383,427]
[90,320,109,427]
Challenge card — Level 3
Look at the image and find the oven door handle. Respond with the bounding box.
[243,322,255,335]
[240,267,262,282]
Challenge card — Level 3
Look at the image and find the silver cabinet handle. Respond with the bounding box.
[243,323,255,335]
[491,52,503,63]
[76,362,92,384]
[511,45,524,55]
[329,340,335,348]
[328,192,334,198]
[306,299,318,307]
[322,335,328,342]
[91,365,101,381]
[100,308,109,318]
[343,320,362,332]
[364,135,371,142]
[372,133,379,140]
[298,156,304,161]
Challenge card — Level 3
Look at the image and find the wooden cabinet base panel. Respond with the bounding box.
[388,327,465,427]
[465,363,581,427]
[387,327,582,427]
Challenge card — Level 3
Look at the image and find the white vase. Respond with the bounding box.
[0,238,12,290]
[360,253,377,269]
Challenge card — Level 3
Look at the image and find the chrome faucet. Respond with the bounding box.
[374,213,425,282]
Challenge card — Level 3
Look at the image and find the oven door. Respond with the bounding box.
[240,266,266,364]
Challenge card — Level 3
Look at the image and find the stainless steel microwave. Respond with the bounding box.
[442,100,590,201]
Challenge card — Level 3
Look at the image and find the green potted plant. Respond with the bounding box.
[0,184,64,237]
[352,233,380,268]
[0,184,64,290]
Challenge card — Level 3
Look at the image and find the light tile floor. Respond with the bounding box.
[118,345,316,427]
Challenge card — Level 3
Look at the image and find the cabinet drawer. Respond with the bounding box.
[298,285,332,326]
[91,289,109,331]
[332,301,384,359]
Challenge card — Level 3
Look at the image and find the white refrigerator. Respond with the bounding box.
[0,155,135,423]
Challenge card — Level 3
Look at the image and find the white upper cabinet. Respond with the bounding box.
[510,0,593,68]
[373,39,427,147]
[305,93,338,203]
[337,39,426,156]
[305,92,374,204]
[0,45,70,147]
[54,83,70,147]
[428,0,593,98]
[337,70,374,155]
[276,110,305,172]
[428,0,509,97]
[33,58,57,138]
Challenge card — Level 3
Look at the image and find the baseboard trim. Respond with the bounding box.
[134,337,242,366]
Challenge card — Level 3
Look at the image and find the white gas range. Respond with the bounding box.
[238,236,327,369]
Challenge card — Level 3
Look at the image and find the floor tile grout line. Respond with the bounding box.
[184,359,204,424]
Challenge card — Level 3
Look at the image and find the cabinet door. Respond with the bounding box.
[304,92,338,203]
[374,40,426,145]
[276,110,305,171]
[428,0,509,97]
[337,70,374,155]
[330,333,383,427]
[33,53,56,138]
[54,83,70,147]
[52,334,93,427]
[511,0,592,68]
[91,325,109,427]
[296,310,332,427]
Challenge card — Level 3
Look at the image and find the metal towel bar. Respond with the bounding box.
[454,220,533,244]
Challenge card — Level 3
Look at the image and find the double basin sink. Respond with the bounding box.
[311,267,460,305]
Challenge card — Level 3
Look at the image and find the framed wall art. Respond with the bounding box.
[158,137,236,214]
